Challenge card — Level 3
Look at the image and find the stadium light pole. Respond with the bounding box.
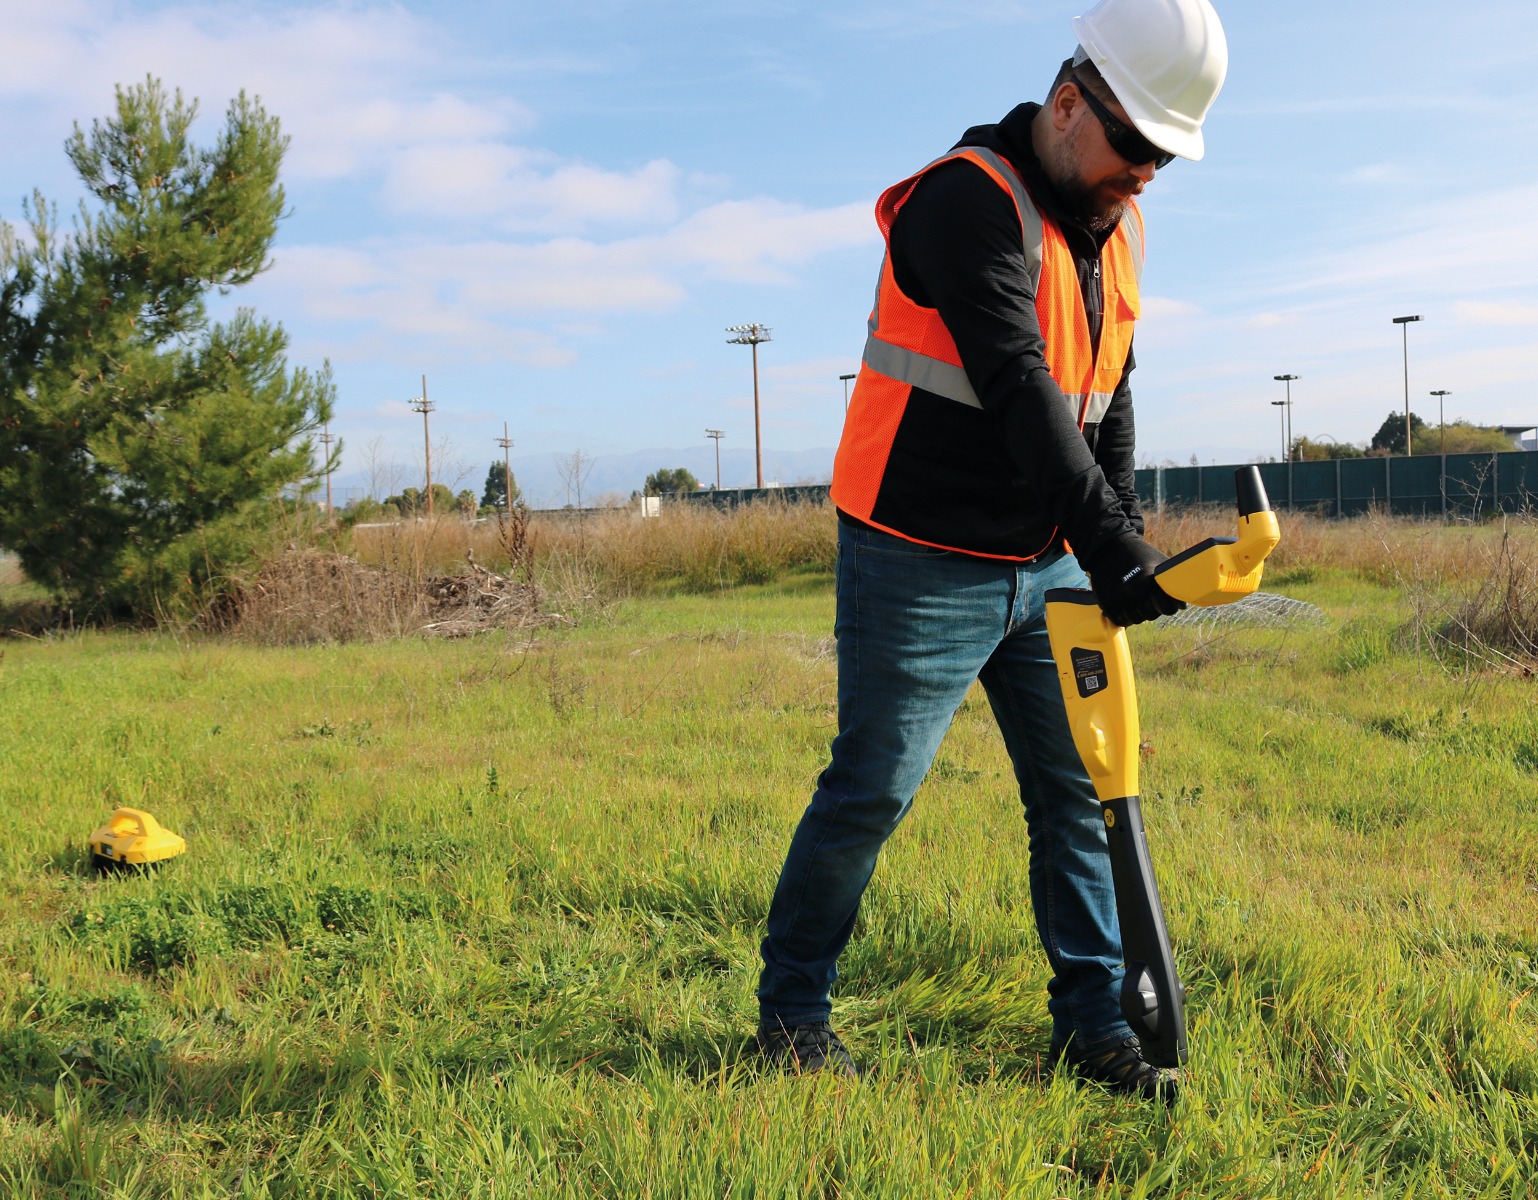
[705,428,724,490]
[1429,390,1451,455]
[1428,389,1453,519]
[839,372,857,414]
[1392,316,1422,455]
[727,324,771,488]
[1272,375,1298,462]
[1270,401,1288,462]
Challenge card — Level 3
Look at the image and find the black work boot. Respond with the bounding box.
[754,1020,860,1079]
[1053,1034,1179,1103]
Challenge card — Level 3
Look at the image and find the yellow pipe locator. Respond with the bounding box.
[1045,467,1279,1067]
[89,807,186,872]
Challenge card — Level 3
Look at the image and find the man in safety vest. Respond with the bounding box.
[754,0,1228,1099]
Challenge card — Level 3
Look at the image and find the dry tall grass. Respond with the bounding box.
[1147,505,1538,669]
[346,502,1538,596]
[352,500,837,597]
[1146,505,1538,588]
[12,497,1538,662]
[342,504,1538,648]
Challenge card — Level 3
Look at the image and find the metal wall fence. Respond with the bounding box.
[678,485,835,510]
[674,451,1538,520]
[1139,451,1538,518]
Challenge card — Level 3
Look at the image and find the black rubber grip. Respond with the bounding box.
[1236,465,1271,517]
[1044,587,1099,606]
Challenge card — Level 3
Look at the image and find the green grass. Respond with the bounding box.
[3,568,1537,1196]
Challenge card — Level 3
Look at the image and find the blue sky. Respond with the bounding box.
[5,1,1538,504]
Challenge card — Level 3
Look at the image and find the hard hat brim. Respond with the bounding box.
[1129,115,1205,163]
[1071,5,1223,164]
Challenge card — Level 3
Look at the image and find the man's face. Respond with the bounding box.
[1043,82,1160,235]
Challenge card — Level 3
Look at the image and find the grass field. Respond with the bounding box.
[3,516,1538,1196]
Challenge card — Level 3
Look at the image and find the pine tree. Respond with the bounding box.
[481,461,520,509]
[1368,410,1428,456]
[0,78,334,615]
[644,467,699,495]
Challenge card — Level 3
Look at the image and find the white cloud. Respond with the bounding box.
[2,1,881,387]
[1343,163,1412,186]
[662,198,874,284]
[1453,300,1538,327]
[382,147,684,233]
[419,240,687,313]
[1245,312,1302,330]
[1140,295,1203,320]
[765,356,865,383]
[259,192,873,363]
[299,95,531,180]
[1260,183,1538,303]
[828,1,1054,37]
[0,1,520,181]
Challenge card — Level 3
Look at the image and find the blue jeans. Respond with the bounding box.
[757,521,1129,1050]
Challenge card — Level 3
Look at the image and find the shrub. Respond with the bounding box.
[68,896,230,974]
[1438,528,1538,669]
[0,1026,62,1080]
[315,884,380,935]
[216,883,305,947]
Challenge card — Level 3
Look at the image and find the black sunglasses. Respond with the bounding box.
[1070,77,1176,170]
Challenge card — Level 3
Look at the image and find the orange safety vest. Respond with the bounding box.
[831,146,1144,560]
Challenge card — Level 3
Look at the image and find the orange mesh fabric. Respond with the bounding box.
[1094,209,1141,394]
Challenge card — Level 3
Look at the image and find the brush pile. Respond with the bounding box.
[418,560,549,640]
[209,549,548,644]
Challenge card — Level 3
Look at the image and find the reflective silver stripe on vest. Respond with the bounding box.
[863,336,982,408]
[1083,389,1117,426]
[1121,207,1144,286]
[863,148,1133,418]
[958,146,1044,286]
[863,146,1046,411]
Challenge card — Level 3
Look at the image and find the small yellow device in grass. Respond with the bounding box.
[89,807,186,872]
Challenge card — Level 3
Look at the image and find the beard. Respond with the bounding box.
[1053,176,1131,235]
[1040,122,1139,234]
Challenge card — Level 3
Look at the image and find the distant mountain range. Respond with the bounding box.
[328,446,837,510]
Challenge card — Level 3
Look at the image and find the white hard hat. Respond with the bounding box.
[1071,0,1228,162]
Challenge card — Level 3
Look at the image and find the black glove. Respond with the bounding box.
[1085,535,1187,628]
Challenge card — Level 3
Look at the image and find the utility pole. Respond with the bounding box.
[411,374,435,517]
[496,422,515,512]
[1392,315,1422,455]
[318,422,336,521]
[727,324,771,488]
[705,428,724,490]
[839,372,857,414]
[1430,390,1451,455]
